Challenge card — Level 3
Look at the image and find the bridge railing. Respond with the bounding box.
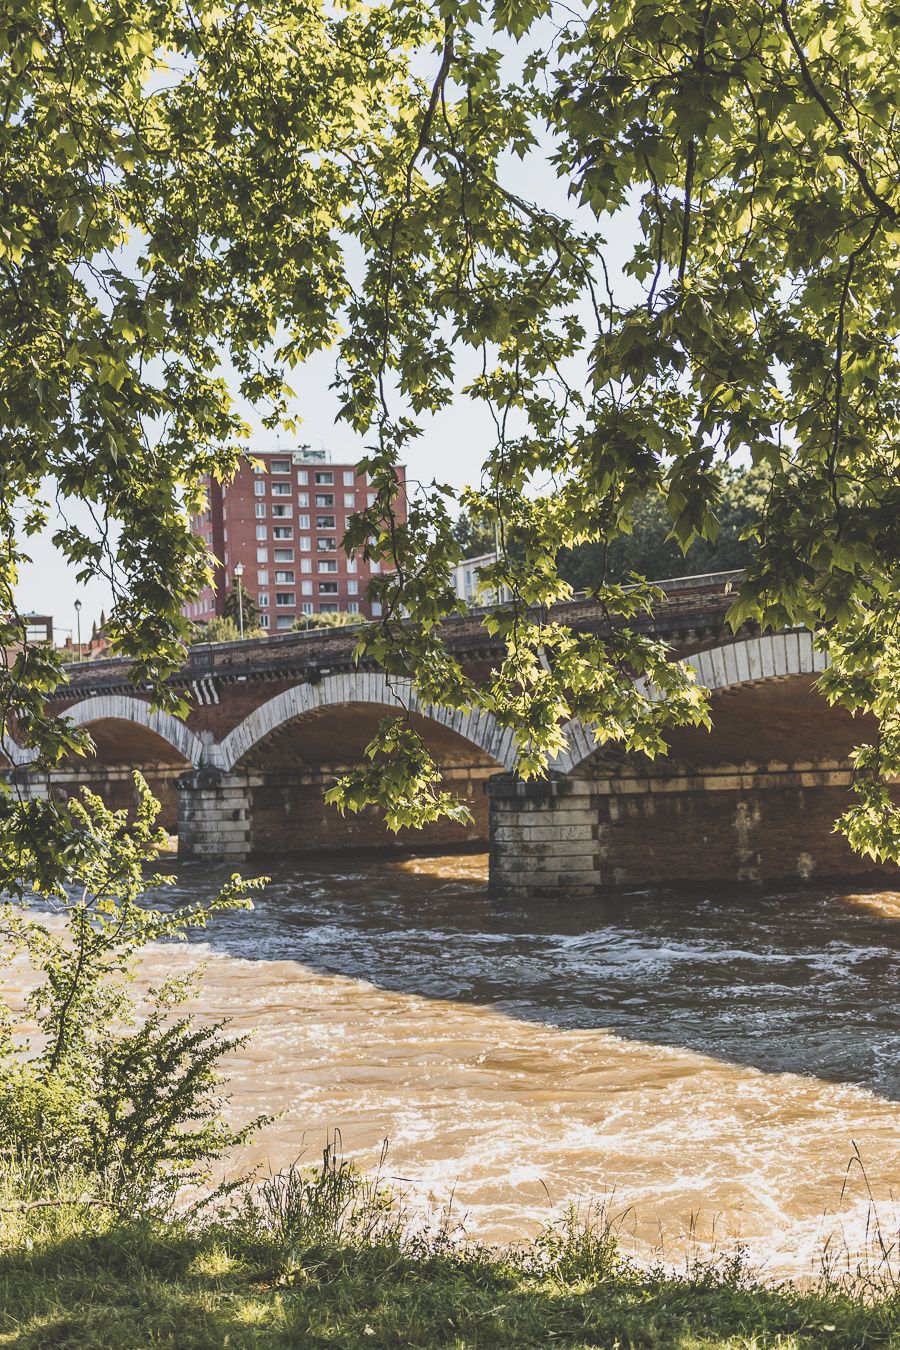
[52,569,745,692]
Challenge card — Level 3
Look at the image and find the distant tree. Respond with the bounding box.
[558,465,769,593]
[222,581,261,631]
[452,511,497,561]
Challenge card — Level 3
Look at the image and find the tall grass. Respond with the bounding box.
[0,1144,897,1349]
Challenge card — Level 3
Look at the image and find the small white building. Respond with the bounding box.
[453,552,512,607]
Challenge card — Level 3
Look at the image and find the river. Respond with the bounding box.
[9,853,900,1278]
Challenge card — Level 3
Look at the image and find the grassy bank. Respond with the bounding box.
[0,1160,896,1349]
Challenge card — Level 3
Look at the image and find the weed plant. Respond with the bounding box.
[0,776,266,1208]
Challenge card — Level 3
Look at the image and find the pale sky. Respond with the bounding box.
[15,19,642,641]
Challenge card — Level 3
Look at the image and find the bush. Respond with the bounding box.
[191,616,267,643]
[292,611,363,630]
[0,776,267,1208]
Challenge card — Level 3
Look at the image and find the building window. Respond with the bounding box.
[347,580,358,595]
[258,570,269,585]
[299,536,311,552]
[370,560,381,574]
[347,555,357,573]
[271,459,290,474]
[276,616,293,630]
[272,482,291,496]
[256,547,269,562]
[319,602,339,613]
[371,601,383,617]
[253,463,264,475]
[255,503,266,518]
[272,503,291,518]
[343,470,354,485]
[273,526,292,540]
[259,613,270,628]
[256,525,267,540]
[254,480,266,497]
[298,469,308,484]
[301,580,313,595]
[276,591,296,606]
[344,493,354,507]
[317,537,336,551]
[298,492,309,507]
[368,493,377,505]
[319,581,339,594]
[273,548,293,562]
[301,602,313,615]
[314,471,333,485]
[298,514,310,529]
[347,601,359,613]
[318,559,338,573]
[316,515,335,529]
[258,592,269,607]
[275,569,295,583]
[300,558,312,573]
[315,493,334,507]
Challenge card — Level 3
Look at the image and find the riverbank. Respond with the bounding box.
[1,1161,896,1349]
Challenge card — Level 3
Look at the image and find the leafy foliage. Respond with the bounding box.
[0,776,266,1205]
[325,715,474,832]
[557,464,769,591]
[4,0,900,867]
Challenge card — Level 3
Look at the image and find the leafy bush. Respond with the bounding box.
[292,611,363,630]
[0,776,266,1208]
[191,616,267,643]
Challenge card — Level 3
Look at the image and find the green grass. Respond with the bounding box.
[0,1160,896,1349]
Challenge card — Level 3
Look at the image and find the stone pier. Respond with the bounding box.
[177,768,252,860]
[487,775,600,899]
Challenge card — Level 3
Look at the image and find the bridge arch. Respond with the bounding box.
[550,630,828,775]
[55,695,204,767]
[215,672,516,774]
[1,734,34,767]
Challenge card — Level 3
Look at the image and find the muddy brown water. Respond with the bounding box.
[6,853,899,1277]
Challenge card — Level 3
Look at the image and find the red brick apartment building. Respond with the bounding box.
[185,449,406,631]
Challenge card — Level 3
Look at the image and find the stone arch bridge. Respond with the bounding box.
[3,572,892,895]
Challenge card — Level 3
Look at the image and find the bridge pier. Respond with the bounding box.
[487,766,898,897]
[177,768,252,860]
[487,775,602,899]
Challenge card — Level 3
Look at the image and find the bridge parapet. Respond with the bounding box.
[46,570,744,703]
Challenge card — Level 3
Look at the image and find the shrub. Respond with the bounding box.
[0,775,267,1208]
[292,611,362,630]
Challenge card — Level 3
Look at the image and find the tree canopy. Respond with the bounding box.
[3,0,900,886]
[556,465,769,590]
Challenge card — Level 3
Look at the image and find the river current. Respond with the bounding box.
[9,853,900,1277]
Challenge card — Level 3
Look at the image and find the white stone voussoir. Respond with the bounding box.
[218,672,516,773]
[558,629,827,776]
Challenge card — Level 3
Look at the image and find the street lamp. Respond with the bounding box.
[73,598,82,655]
[233,563,245,639]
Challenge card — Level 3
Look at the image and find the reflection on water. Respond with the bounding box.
[9,854,900,1275]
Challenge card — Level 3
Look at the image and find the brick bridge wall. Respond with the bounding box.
[5,573,897,892]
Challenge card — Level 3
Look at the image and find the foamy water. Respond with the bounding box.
[5,856,898,1278]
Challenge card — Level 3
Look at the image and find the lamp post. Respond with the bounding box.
[74,598,82,656]
[233,562,245,639]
